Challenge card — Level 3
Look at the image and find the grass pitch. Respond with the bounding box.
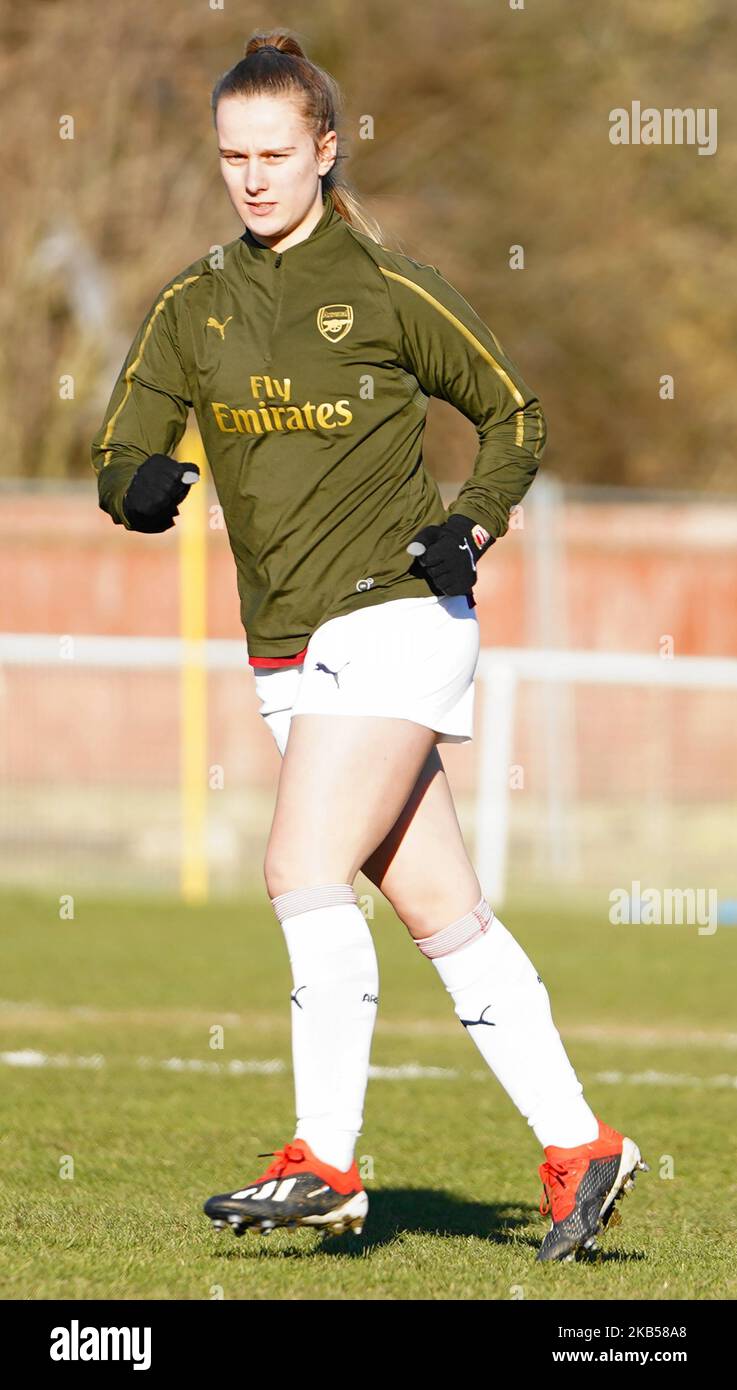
[1,887,735,1300]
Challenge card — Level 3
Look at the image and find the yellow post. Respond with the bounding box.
[178,425,208,902]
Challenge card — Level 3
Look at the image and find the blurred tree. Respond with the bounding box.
[0,0,735,491]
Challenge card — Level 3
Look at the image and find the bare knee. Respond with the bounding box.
[263,846,300,899]
[375,873,482,941]
[263,843,352,899]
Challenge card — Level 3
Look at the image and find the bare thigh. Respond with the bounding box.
[360,744,482,939]
[263,712,439,897]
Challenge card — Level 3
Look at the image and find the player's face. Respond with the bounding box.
[216,94,337,251]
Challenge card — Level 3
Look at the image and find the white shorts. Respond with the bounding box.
[251,594,480,757]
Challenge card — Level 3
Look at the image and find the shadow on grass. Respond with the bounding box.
[205,1189,647,1263]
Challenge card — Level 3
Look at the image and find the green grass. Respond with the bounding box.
[0,887,735,1300]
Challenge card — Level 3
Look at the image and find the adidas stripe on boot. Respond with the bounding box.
[203,1138,368,1238]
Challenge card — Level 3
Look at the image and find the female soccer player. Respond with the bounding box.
[91,30,647,1263]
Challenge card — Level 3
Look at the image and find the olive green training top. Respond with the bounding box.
[91,192,547,664]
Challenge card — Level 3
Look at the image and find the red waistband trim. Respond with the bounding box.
[249,646,309,668]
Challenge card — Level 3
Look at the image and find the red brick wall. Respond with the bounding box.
[2,488,735,793]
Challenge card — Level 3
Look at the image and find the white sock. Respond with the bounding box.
[272,884,379,1172]
[418,899,599,1149]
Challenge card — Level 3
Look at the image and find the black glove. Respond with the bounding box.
[408,513,495,597]
[122,455,200,533]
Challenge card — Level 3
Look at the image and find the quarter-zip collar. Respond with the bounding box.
[239,192,345,263]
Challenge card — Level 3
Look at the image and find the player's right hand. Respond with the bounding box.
[121,454,200,532]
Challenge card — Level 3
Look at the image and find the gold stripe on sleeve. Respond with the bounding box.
[381,267,528,446]
[100,276,200,466]
[530,403,546,457]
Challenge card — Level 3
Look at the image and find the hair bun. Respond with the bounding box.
[244,32,305,60]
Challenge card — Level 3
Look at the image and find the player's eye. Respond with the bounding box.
[222,154,286,164]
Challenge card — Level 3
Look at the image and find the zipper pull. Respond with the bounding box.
[275,254,282,268]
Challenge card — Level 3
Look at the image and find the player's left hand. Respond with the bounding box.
[407,513,495,596]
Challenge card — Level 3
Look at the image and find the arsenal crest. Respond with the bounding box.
[317,304,354,343]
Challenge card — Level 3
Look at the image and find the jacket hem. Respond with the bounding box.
[244,574,445,663]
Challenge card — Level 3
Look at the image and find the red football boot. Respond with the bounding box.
[536,1118,648,1262]
[204,1138,368,1238]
